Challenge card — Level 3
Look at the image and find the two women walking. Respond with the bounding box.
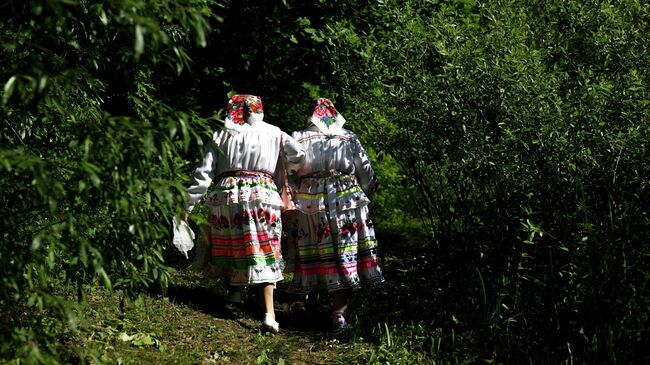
[183,95,384,333]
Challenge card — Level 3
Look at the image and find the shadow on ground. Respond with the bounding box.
[147,270,343,340]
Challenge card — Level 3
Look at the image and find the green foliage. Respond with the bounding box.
[1,0,215,362]
[319,0,649,362]
[2,0,648,363]
[361,323,440,365]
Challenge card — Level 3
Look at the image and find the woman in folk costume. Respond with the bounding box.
[183,94,305,333]
[291,98,384,332]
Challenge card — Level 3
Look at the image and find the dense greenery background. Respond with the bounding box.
[1,0,648,363]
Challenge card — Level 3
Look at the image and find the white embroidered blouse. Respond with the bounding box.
[185,121,305,212]
[292,125,376,193]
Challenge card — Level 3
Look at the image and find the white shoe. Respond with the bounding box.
[261,313,279,333]
[331,311,348,333]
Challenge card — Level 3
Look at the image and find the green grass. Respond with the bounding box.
[61,271,438,364]
[53,268,463,364]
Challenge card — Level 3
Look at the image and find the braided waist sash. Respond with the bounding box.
[218,170,273,179]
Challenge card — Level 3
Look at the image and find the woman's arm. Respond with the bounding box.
[281,131,306,174]
[185,138,219,213]
[353,137,377,196]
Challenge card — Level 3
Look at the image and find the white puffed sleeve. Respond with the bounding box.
[274,131,305,189]
[353,137,376,196]
[282,131,306,174]
[185,140,219,212]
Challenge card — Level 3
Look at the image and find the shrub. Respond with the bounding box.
[1,1,214,361]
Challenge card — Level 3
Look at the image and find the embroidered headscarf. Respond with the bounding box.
[308,97,346,134]
[225,94,264,128]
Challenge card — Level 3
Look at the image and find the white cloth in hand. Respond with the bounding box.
[172,216,195,259]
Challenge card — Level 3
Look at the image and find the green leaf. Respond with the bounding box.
[3,75,17,105]
[119,332,135,342]
[133,334,155,347]
[96,267,113,291]
[135,24,145,56]
[99,8,108,25]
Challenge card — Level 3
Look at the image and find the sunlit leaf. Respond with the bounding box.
[2,75,16,105]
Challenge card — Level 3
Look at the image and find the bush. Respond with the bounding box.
[0,1,215,362]
[320,0,649,362]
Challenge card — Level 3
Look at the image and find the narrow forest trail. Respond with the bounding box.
[77,271,371,364]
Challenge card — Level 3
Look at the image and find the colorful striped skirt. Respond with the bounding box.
[205,171,284,286]
[291,173,384,293]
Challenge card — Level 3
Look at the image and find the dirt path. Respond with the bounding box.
[78,271,366,364]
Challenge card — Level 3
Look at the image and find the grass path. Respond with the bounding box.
[75,271,370,364]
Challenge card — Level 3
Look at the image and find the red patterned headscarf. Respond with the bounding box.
[308,98,346,133]
[225,94,264,127]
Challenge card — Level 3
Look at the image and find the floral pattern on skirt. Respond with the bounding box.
[292,175,384,292]
[207,174,284,286]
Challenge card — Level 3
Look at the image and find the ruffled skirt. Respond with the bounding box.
[291,173,384,292]
[205,171,284,286]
